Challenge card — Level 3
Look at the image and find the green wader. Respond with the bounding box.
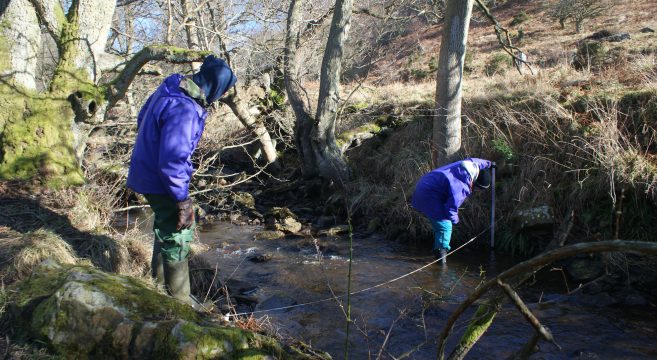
[144,194,194,304]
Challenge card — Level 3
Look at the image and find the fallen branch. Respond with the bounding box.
[497,279,560,349]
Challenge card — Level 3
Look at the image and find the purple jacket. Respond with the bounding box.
[411,158,492,223]
[127,74,208,202]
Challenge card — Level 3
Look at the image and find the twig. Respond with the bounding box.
[497,279,561,349]
[376,309,407,360]
[112,204,150,212]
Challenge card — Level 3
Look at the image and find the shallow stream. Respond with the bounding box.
[197,222,657,359]
[120,212,657,359]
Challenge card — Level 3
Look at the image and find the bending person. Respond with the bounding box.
[411,158,494,265]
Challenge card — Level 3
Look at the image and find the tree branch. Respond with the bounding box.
[107,45,211,107]
[437,240,657,359]
[473,0,534,75]
[28,0,64,42]
[497,279,560,349]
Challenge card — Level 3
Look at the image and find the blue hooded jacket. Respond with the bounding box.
[126,74,207,201]
[411,158,493,223]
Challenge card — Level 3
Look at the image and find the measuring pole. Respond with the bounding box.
[490,165,496,249]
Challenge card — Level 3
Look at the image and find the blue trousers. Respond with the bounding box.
[430,219,453,251]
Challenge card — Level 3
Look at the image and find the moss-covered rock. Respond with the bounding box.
[254,230,286,240]
[265,207,302,234]
[5,260,330,359]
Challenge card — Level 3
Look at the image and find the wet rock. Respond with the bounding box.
[511,205,554,231]
[255,230,286,240]
[225,278,258,294]
[256,294,297,312]
[247,253,273,263]
[640,27,655,33]
[317,225,350,236]
[265,207,302,233]
[567,257,603,282]
[6,261,327,359]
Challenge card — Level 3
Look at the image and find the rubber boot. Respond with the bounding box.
[439,249,448,266]
[163,259,209,312]
[151,241,165,286]
[163,259,192,303]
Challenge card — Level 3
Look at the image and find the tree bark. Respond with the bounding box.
[284,0,319,178]
[180,0,200,72]
[222,90,278,164]
[1,0,41,90]
[433,0,474,166]
[0,1,208,186]
[313,0,353,185]
[284,0,352,183]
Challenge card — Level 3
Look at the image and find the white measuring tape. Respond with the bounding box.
[226,228,489,318]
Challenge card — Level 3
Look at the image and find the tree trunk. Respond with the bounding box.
[223,91,278,164]
[0,0,208,186]
[284,0,319,178]
[313,0,353,185]
[433,0,474,166]
[284,0,352,184]
[180,0,200,72]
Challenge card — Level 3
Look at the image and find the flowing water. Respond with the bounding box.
[123,213,657,359]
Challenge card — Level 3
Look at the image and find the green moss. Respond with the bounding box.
[344,102,370,113]
[337,122,383,147]
[87,275,199,322]
[485,53,511,76]
[458,303,498,347]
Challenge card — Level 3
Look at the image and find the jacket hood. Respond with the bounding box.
[191,55,237,104]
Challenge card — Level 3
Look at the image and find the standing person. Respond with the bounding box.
[127,55,236,308]
[411,158,495,265]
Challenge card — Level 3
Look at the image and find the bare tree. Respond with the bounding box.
[432,0,474,166]
[284,0,353,184]
[546,0,617,33]
[0,0,208,185]
[176,0,279,165]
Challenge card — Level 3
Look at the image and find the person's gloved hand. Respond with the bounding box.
[176,198,195,230]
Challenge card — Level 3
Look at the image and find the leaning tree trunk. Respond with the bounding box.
[179,0,277,165]
[433,0,474,166]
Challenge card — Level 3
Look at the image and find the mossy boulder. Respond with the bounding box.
[4,260,329,359]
